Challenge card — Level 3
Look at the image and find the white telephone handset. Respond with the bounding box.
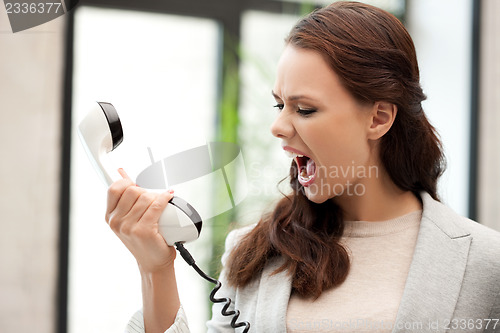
[77,102,202,246]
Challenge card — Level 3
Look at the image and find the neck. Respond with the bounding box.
[332,167,422,222]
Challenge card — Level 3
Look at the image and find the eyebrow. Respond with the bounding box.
[271,90,318,102]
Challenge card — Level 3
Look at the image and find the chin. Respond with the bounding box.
[302,185,331,204]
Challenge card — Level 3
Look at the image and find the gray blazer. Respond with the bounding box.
[207,192,500,333]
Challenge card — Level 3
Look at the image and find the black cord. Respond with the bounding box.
[174,242,251,332]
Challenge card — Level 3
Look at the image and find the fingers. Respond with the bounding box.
[138,190,174,226]
[118,168,132,181]
[122,191,158,222]
[106,179,134,219]
[106,169,137,219]
[113,185,147,218]
[104,169,178,271]
[106,168,175,232]
[108,190,174,237]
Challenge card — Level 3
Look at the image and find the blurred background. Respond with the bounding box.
[0,0,498,332]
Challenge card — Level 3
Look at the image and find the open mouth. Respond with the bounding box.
[295,155,317,187]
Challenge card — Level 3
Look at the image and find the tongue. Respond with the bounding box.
[306,158,316,177]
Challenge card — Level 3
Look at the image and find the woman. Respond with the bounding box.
[107,2,500,332]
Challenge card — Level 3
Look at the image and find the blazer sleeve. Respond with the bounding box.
[124,305,190,333]
[484,291,500,333]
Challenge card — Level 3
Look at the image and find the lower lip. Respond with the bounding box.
[298,170,316,187]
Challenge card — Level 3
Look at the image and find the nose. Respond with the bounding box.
[270,109,294,139]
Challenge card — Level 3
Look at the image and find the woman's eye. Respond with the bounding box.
[297,108,316,116]
[274,103,284,111]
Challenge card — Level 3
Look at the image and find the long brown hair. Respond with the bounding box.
[226,1,445,298]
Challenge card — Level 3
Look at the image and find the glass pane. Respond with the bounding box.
[236,11,301,225]
[406,0,472,215]
[70,7,218,332]
[272,0,406,17]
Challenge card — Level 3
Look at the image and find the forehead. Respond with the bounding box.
[274,45,341,99]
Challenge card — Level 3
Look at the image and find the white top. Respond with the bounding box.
[286,210,422,333]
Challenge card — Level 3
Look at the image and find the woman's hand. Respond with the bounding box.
[105,168,176,273]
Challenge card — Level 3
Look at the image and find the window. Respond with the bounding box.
[69,6,218,331]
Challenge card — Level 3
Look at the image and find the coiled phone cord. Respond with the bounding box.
[175,242,251,332]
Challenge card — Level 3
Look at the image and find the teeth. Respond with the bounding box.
[284,150,305,159]
[299,170,314,181]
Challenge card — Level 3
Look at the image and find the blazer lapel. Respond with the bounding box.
[392,192,472,333]
[254,256,292,333]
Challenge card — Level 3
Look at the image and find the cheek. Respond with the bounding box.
[308,118,368,165]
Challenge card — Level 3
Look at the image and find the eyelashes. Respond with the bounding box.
[297,108,317,116]
[273,104,317,116]
[273,103,284,111]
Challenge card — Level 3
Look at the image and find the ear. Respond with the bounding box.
[367,102,397,140]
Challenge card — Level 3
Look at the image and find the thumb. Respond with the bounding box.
[118,168,132,181]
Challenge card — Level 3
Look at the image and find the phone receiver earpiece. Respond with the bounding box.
[77,101,202,245]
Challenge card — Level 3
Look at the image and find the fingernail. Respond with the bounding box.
[167,189,174,194]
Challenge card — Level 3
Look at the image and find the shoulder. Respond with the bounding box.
[453,215,500,268]
[225,223,257,247]
[220,223,257,265]
[432,207,500,318]
[455,214,500,244]
[420,191,500,267]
